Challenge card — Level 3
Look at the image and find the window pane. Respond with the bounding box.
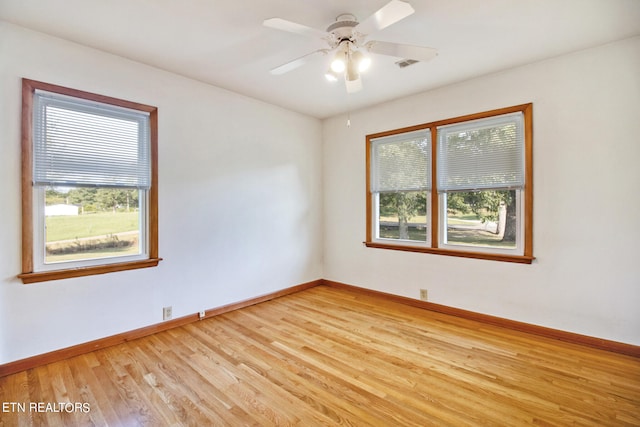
[44,186,141,263]
[444,190,517,249]
[377,191,428,242]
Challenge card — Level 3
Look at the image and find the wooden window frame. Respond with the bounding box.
[19,79,161,284]
[365,103,534,264]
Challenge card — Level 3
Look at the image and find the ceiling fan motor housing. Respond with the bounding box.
[326,14,359,44]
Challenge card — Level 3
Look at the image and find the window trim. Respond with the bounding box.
[19,79,161,284]
[365,103,534,264]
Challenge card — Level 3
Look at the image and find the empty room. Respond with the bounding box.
[1,0,639,425]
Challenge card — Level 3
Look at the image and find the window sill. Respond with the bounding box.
[18,258,163,284]
[364,242,534,264]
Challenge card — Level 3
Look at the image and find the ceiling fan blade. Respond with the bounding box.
[270,49,328,75]
[365,40,438,62]
[263,18,328,39]
[355,0,415,35]
[345,76,363,93]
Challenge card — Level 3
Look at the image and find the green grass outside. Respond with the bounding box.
[378,226,427,241]
[45,211,140,263]
[45,211,139,242]
[379,215,426,224]
[449,213,481,221]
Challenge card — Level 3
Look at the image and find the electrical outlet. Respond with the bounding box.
[419,289,428,301]
[199,310,206,320]
[163,306,172,320]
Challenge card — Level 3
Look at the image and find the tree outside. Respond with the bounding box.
[445,190,517,248]
[378,191,427,241]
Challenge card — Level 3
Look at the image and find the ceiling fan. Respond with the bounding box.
[263,0,437,94]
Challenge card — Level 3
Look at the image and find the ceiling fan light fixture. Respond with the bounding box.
[359,56,372,72]
[352,50,371,72]
[330,50,347,73]
[330,57,346,73]
[346,59,360,82]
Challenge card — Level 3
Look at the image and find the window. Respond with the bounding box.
[370,129,431,245]
[366,104,533,264]
[19,79,161,283]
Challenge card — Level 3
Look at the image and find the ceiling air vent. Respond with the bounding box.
[395,59,419,68]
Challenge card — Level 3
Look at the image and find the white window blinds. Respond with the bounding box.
[437,112,524,192]
[370,129,431,193]
[32,89,151,189]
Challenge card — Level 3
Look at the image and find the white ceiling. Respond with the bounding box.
[1,0,639,119]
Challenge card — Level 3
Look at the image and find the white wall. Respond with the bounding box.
[0,22,323,364]
[323,37,640,345]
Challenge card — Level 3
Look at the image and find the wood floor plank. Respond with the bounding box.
[1,285,639,426]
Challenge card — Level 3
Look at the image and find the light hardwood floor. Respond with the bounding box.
[1,285,639,426]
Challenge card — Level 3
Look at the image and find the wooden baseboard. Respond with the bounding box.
[0,279,321,378]
[321,279,640,358]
